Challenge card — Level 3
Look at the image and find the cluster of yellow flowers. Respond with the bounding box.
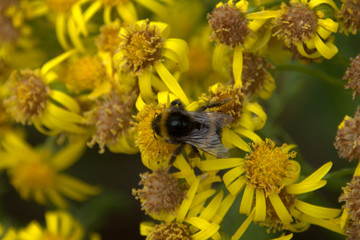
[0,0,359,239]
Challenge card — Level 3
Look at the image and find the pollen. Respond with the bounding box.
[339,176,360,221]
[207,84,245,124]
[119,21,163,75]
[338,0,360,35]
[208,4,250,48]
[262,189,295,233]
[4,69,49,125]
[146,222,191,240]
[86,89,137,153]
[9,159,55,191]
[96,21,121,54]
[343,54,360,99]
[64,56,108,93]
[132,168,186,215]
[245,139,296,196]
[242,53,274,96]
[334,107,360,161]
[45,0,79,13]
[273,2,318,46]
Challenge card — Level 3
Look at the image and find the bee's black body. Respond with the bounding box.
[151,99,232,165]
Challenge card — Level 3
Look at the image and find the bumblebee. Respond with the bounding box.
[151,99,232,165]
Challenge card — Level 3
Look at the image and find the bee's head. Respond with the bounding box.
[151,112,162,138]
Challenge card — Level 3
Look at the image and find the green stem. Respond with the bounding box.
[275,64,344,86]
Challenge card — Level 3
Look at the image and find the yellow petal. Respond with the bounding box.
[308,0,339,10]
[272,233,293,240]
[50,90,80,113]
[154,62,189,105]
[83,1,102,22]
[140,221,155,236]
[138,70,154,102]
[212,44,228,73]
[269,194,293,224]
[318,18,339,33]
[51,139,86,171]
[185,217,220,240]
[301,162,332,183]
[213,194,237,224]
[135,0,169,19]
[199,191,224,221]
[223,128,251,152]
[233,46,243,88]
[117,2,138,22]
[285,180,327,194]
[46,212,59,234]
[55,13,70,50]
[246,10,281,19]
[254,189,266,221]
[41,49,77,76]
[294,200,342,218]
[240,185,255,215]
[231,209,255,240]
[176,176,200,223]
[314,34,338,59]
[67,18,85,52]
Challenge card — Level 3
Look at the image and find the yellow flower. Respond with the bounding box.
[2,50,88,135]
[133,102,177,170]
[17,211,84,240]
[114,20,189,105]
[247,0,339,60]
[83,0,173,24]
[197,139,344,237]
[208,0,272,87]
[0,132,100,208]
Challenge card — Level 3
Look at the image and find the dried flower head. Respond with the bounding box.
[343,55,360,99]
[119,20,163,75]
[274,2,318,46]
[146,222,191,240]
[4,69,50,125]
[96,21,121,54]
[208,4,250,48]
[245,138,297,196]
[64,56,108,93]
[334,107,360,161]
[339,176,360,221]
[345,220,360,240]
[206,84,246,124]
[132,168,186,215]
[86,89,137,153]
[242,53,275,97]
[338,0,360,35]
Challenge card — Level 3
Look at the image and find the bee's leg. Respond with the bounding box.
[188,146,201,159]
[200,97,233,111]
[169,143,185,166]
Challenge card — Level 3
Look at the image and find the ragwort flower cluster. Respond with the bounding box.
[0,0,359,238]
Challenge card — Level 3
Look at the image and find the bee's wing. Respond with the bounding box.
[179,111,232,158]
